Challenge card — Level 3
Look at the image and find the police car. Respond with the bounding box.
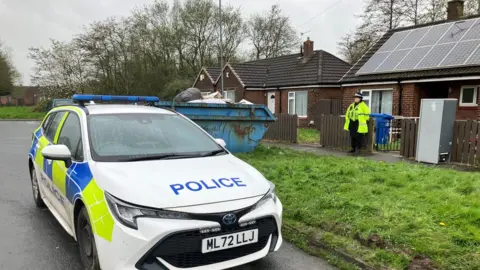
[28,94,283,270]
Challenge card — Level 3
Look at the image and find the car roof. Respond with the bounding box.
[85,104,175,115]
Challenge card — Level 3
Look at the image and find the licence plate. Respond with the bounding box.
[201,229,258,253]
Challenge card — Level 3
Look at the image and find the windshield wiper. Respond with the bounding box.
[200,149,227,157]
[121,153,199,162]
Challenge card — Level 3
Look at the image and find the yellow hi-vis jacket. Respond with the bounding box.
[344,101,370,133]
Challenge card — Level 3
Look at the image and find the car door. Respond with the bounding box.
[53,111,84,228]
[38,111,69,219]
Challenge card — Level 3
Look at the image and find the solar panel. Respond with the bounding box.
[438,19,475,44]
[440,40,480,66]
[356,52,391,74]
[375,50,410,72]
[397,27,431,49]
[355,18,480,76]
[394,46,432,70]
[465,44,480,65]
[416,43,456,69]
[416,23,453,47]
[461,18,480,41]
[377,31,411,52]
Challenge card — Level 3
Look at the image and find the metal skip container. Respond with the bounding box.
[155,101,276,153]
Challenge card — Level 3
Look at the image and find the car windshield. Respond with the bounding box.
[87,113,224,162]
[54,100,74,106]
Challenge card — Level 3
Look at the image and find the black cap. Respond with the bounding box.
[354,92,363,98]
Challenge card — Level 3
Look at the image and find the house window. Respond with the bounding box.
[199,74,205,81]
[224,90,236,102]
[288,91,308,117]
[360,89,393,115]
[460,86,478,106]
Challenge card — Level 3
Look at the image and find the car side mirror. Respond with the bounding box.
[41,144,72,167]
[214,138,226,148]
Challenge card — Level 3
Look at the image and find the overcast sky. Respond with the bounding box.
[0,0,364,85]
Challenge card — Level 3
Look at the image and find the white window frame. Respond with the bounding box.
[360,88,393,114]
[223,90,236,101]
[459,86,478,107]
[287,91,308,117]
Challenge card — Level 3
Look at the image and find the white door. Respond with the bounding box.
[268,92,276,113]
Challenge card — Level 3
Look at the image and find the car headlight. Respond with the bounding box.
[252,181,277,210]
[105,192,191,230]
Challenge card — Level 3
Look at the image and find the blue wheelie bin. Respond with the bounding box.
[155,101,276,153]
[370,113,394,145]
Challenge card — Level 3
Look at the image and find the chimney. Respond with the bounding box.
[303,37,314,58]
[447,0,464,20]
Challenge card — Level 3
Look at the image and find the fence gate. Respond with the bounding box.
[263,113,298,143]
[318,115,374,152]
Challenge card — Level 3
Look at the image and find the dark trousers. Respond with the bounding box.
[348,120,364,151]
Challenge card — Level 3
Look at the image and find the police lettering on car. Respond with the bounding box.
[170,177,247,195]
[27,94,283,270]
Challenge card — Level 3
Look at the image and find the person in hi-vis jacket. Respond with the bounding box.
[344,92,370,154]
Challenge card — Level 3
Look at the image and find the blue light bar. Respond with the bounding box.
[72,94,160,103]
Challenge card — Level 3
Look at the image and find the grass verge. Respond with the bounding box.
[0,106,45,119]
[237,145,480,270]
[298,128,320,144]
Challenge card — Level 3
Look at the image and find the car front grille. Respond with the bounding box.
[136,216,278,269]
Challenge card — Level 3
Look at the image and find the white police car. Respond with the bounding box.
[28,94,283,270]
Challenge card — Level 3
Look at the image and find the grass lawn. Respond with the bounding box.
[298,128,320,144]
[0,106,45,119]
[237,145,480,270]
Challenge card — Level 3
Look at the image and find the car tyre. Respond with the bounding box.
[77,207,101,270]
[30,167,45,208]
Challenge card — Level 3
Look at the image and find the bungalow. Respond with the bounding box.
[0,86,42,106]
[192,38,351,126]
[192,67,221,95]
[340,0,480,120]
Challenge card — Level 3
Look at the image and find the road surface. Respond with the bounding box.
[0,120,335,270]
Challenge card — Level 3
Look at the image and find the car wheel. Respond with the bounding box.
[77,207,101,270]
[30,167,45,207]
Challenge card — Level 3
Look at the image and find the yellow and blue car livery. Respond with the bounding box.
[28,95,283,270]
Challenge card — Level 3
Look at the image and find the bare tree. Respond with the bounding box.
[247,5,298,60]
[0,41,20,94]
[28,0,294,99]
[464,0,480,16]
[422,0,448,23]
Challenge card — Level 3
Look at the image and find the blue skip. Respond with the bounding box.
[156,101,276,153]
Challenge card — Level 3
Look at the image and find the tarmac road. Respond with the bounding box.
[0,120,335,270]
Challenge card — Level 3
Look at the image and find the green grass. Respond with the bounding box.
[0,106,45,119]
[237,145,480,270]
[298,128,320,144]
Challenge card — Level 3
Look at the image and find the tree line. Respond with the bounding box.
[0,41,20,96]
[27,0,298,99]
[338,0,480,65]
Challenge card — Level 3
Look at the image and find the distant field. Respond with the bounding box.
[0,106,45,119]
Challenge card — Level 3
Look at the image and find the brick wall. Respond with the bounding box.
[342,84,401,115]
[278,87,341,127]
[244,91,265,105]
[193,70,216,93]
[219,66,244,102]
[343,81,480,120]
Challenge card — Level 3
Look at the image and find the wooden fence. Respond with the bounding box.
[318,115,375,152]
[399,119,480,166]
[263,113,298,143]
[451,120,480,166]
[399,119,418,158]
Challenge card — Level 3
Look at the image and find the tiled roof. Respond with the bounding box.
[341,14,480,83]
[205,67,220,83]
[218,50,351,88]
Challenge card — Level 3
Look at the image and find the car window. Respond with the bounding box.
[45,111,67,142]
[57,113,83,161]
[87,113,223,161]
[42,113,55,132]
